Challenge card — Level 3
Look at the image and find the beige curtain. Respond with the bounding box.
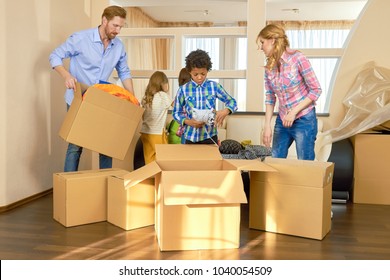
[239,20,354,29]
[125,7,213,69]
[159,22,213,27]
[266,20,355,30]
[124,7,214,99]
[124,9,355,100]
[124,8,174,100]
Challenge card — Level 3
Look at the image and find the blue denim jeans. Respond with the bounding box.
[272,109,318,160]
[64,104,112,172]
[64,143,112,171]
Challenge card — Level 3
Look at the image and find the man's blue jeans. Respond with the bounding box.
[64,143,112,172]
[271,109,318,160]
[64,104,112,172]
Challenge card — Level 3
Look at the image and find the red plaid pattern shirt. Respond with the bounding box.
[264,49,322,119]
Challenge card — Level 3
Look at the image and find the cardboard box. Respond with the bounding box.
[352,133,390,205]
[53,168,128,227]
[122,144,276,251]
[249,157,334,240]
[59,83,144,160]
[107,177,155,230]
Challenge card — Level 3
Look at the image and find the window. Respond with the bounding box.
[286,28,351,113]
[184,36,247,111]
[183,25,351,113]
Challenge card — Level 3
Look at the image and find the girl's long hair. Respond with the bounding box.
[257,24,290,71]
[142,71,168,108]
[178,68,191,86]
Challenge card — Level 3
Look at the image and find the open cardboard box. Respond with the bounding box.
[249,157,334,240]
[53,168,129,227]
[121,144,276,251]
[59,83,144,160]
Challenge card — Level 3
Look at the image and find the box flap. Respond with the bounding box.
[123,161,161,189]
[54,168,126,179]
[161,170,247,205]
[155,144,222,161]
[223,159,277,172]
[261,157,334,187]
[157,159,224,171]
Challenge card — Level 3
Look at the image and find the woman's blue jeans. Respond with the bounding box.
[64,104,112,172]
[272,109,318,160]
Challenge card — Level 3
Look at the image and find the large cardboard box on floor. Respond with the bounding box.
[121,144,276,251]
[107,177,155,230]
[249,157,334,240]
[352,133,390,205]
[53,168,128,227]
[59,83,144,160]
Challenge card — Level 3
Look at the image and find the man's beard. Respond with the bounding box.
[105,26,117,40]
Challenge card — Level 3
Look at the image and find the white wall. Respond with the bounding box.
[325,0,390,130]
[246,0,265,111]
[0,0,6,205]
[0,0,94,207]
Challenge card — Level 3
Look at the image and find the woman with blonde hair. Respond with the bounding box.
[257,24,322,160]
[140,71,172,163]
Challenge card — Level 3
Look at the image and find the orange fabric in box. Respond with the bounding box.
[89,83,140,106]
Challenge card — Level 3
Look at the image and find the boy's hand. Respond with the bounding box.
[185,119,205,128]
[215,108,230,127]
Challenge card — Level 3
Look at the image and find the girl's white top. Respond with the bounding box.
[141,91,172,134]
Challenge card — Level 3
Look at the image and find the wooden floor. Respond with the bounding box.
[0,193,390,260]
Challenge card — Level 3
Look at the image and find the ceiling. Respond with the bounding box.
[111,0,368,26]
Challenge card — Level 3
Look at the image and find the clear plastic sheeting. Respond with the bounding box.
[316,64,390,161]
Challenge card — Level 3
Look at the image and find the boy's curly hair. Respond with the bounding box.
[185,49,213,72]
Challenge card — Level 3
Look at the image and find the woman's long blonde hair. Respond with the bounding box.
[142,71,168,108]
[257,24,290,71]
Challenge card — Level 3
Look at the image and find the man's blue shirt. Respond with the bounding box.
[49,27,131,105]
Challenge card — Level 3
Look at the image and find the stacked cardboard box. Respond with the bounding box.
[54,82,148,227]
[53,168,128,227]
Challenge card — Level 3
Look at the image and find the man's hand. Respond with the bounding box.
[54,65,77,89]
[65,75,77,89]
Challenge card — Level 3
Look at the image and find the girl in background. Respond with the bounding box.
[177,68,191,143]
[140,71,172,163]
[178,67,191,86]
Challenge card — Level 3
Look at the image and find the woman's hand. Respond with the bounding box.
[262,125,273,147]
[282,111,297,128]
